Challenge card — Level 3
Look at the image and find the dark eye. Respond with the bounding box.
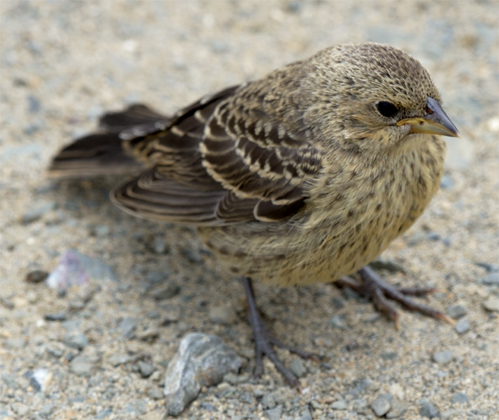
[376,101,398,118]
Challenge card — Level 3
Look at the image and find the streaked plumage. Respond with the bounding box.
[50,43,459,386]
[50,43,457,287]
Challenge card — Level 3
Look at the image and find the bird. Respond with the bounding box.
[49,42,459,388]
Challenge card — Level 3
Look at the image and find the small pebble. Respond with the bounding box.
[209,304,237,325]
[64,332,88,350]
[432,350,453,365]
[163,333,242,416]
[70,356,97,376]
[138,361,155,378]
[43,312,67,321]
[298,408,313,420]
[386,399,409,418]
[20,201,56,224]
[147,387,164,400]
[289,358,307,378]
[454,318,470,334]
[136,327,160,341]
[480,271,499,285]
[4,338,26,349]
[108,353,136,367]
[152,283,181,300]
[25,270,49,283]
[441,409,466,420]
[262,393,276,409]
[446,304,467,319]
[12,403,29,416]
[420,399,439,418]
[94,408,113,419]
[39,403,54,418]
[331,400,348,410]
[483,296,499,312]
[119,318,138,338]
[328,314,348,329]
[450,392,469,404]
[370,393,393,417]
[264,406,282,420]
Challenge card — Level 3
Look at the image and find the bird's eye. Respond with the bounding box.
[376,101,398,118]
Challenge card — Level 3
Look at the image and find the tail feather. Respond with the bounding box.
[98,104,171,133]
[48,133,144,178]
[48,104,169,178]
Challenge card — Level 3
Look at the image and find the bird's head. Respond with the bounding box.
[298,43,459,154]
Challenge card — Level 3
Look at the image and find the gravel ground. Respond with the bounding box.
[1,1,498,419]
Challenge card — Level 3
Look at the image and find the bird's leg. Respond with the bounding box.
[336,266,454,328]
[242,277,316,388]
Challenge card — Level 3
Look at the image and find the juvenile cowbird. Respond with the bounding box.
[49,43,459,387]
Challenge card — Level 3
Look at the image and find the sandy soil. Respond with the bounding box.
[0,1,498,419]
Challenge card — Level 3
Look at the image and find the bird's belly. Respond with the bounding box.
[199,200,422,287]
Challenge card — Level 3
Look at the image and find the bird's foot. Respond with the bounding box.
[336,265,454,328]
[242,277,317,388]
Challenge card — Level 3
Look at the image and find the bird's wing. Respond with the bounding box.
[112,81,323,225]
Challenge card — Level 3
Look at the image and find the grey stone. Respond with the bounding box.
[1,373,18,389]
[151,236,168,254]
[289,358,307,378]
[441,409,466,420]
[264,406,282,420]
[386,399,409,418]
[328,314,348,329]
[108,353,136,366]
[483,296,499,312]
[21,201,56,224]
[64,332,88,350]
[145,270,168,285]
[454,318,470,334]
[46,250,119,292]
[138,361,155,378]
[147,387,164,400]
[163,333,243,416]
[298,408,312,420]
[70,355,97,376]
[381,352,398,360]
[370,393,393,417]
[12,403,29,416]
[331,400,348,410]
[182,249,203,263]
[223,372,249,385]
[209,304,237,325]
[420,399,439,418]
[352,398,367,409]
[39,404,54,418]
[481,272,499,285]
[262,393,276,409]
[94,408,113,419]
[4,337,26,348]
[152,283,181,300]
[44,312,67,321]
[446,304,468,319]
[433,350,453,365]
[136,327,160,341]
[451,392,469,404]
[119,317,138,338]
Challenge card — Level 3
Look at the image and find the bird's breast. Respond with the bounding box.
[200,137,446,286]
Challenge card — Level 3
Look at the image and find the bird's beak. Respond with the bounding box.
[397,97,460,138]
